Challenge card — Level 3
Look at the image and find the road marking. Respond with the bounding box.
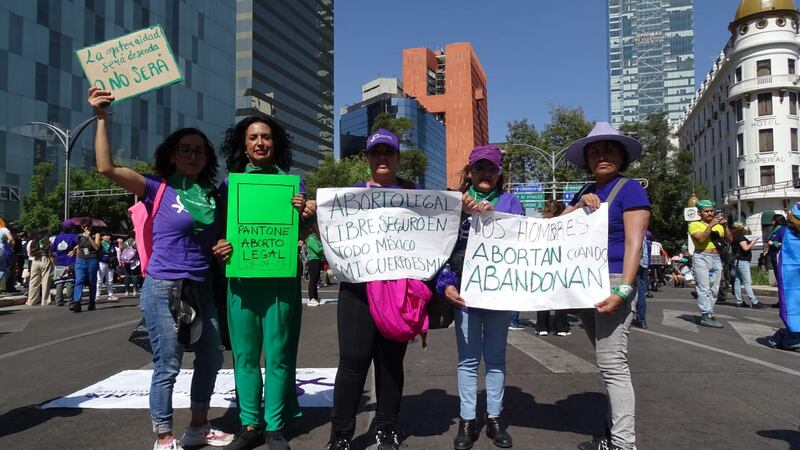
[0,318,141,361]
[660,309,699,333]
[507,331,599,374]
[632,328,800,377]
[0,319,29,333]
[301,298,338,304]
[728,321,779,347]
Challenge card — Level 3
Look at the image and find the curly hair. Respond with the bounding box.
[220,115,292,173]
[153,128,218,185]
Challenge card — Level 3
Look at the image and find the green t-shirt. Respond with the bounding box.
[306,234,325,261]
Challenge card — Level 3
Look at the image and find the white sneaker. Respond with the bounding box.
[153,437,183,450]
[307,298,320,307]
[318,298,327,305]
[108,295,119,301]
[556,331,572,337]
[537,330,549,336]
[181,423,234,447]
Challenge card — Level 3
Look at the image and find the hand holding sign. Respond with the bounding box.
[88,87,114,116]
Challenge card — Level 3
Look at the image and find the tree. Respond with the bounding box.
[371,113,414,145]
[304,153,370,199]
[538,106,593,184]
[503,119,540,184]
[18,162,62,232]
[623,112,707,252]
[397,148,428,183]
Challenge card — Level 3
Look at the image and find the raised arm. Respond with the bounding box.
[88,88,146,197]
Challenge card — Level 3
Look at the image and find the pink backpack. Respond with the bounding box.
[366,279,432,342]
[128,179,166,277]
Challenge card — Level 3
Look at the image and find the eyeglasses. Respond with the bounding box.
[472,164,501,174]
[176,146,207,158]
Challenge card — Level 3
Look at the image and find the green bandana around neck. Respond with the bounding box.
[245,163,286,175]
[167,173,216,235]
[467,186,500,206]
[101,241,110,252]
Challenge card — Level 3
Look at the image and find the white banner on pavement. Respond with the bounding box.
[316,188,462,282]
[39,368,336,409]
[460,204,610,311]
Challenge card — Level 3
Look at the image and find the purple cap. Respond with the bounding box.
[469,145,503,167]
[366,128,399,152]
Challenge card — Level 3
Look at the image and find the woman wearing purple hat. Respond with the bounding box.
[561,122,650,450]
[436,144,524,450]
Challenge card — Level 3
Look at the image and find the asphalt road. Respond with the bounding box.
[1,285,799,449]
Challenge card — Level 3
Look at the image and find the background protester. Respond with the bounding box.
[689,199,731,328]
[51,225,78,306]
[631,232,651,329]
[215,114,315,450]
[770,201,800,350]
[120,234,142,295]
[437,144,523,450]
[562,122,650,450]
[70,219,100,312]
[306,226,326,307]
[25,229,54,306]
[89,87,231,450]
[0,218,13,292]
[768,214,787,273]
[730,223,763,308]
[326,129,422,450]
[96,230,118,301]
[536,199,571,336]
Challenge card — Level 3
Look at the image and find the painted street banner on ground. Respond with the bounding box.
[76,25,183,103]
[40,368,336,409]
[226,173,299,278]
[460,204,610,311]
[316,188,461,282]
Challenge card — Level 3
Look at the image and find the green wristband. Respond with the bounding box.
[612,283,634,301]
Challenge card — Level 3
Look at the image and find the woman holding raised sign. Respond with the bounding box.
[560,122,650,450]
[213,115,315,450]
[436,145,524,450]
[88,88,233,450]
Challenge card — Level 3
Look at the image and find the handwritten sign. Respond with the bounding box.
[226,174,299,278]
[76,25,183,103]
[460,204,610,311]
[316,188,461,282]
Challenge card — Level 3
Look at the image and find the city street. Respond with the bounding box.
[1,285,799,449]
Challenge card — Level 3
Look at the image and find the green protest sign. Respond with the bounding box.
[226,173,299,278]
[76,24,183,104]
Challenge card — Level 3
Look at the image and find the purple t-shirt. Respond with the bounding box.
[143,175,220,281]
[569,176,651,274]
[51,232,77,267]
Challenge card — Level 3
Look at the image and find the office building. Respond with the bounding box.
[608,0,695,127]
[402,43,488,187]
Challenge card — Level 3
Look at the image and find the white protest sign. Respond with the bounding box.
[76,25,183,103]
[684,207,699,222]
[40,368,336,410]
[460,204,610,311]
[316,188,462,282]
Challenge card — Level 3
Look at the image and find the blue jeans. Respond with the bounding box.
[72,257,98,305]
[733,260,759,305]
[692,252,722,315]
[635,267,648,321]
[509,311,520,325]
[455,307,512,420]
[140,276,224,433]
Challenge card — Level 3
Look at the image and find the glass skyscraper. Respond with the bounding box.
[234,0,333,175]
[608,0,695,127]
[0,0,236,219]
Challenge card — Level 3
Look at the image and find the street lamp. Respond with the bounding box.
[503,142,568,197]
[29,115,100,222]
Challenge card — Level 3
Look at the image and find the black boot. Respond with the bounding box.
[324,436,351,450]
[485,415,512,448]
[375,428,401,450]
[454,418,477,450]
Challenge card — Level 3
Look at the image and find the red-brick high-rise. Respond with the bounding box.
[402,43,488,188]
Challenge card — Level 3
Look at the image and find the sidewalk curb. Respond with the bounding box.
[0,297,27,308]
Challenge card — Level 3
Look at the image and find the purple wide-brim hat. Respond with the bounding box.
[366,128,399,152]
[469,145,503,167]
[565,122,642,168]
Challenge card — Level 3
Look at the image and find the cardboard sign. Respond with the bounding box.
[316,187,461,282]
[76,25,183,103]
[226,174,299,278]
[460,204,611,311]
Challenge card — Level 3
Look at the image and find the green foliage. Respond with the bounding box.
[304,154,370,199]
[18,162,62,232]
[622,112,707,252]
[69,169,133,231]
[503,119,540,184]
[751,266,769,286]
[539,107,593,184]
[371,113,414,145]
[398,148,428,184]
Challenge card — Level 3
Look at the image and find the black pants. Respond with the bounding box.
[307,259,322,300]
[536,310,569,333]
[331,282,408,439]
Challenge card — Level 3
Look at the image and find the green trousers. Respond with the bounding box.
[227,277,302,431]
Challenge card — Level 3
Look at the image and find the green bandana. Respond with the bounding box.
[101,241,110,252]
[245,163,286,175]
[168,173,216,235]
[467,186,500,206]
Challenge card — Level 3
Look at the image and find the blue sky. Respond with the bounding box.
[333,0,734,153]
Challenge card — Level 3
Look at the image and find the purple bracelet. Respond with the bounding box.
[435,265,459,295]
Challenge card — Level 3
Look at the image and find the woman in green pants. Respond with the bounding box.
[214,115,316,450]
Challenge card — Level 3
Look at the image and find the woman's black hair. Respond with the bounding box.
[774,214,788,226]
[220,115,292,174]
[153,128,218,185]
[583,140,630,174]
